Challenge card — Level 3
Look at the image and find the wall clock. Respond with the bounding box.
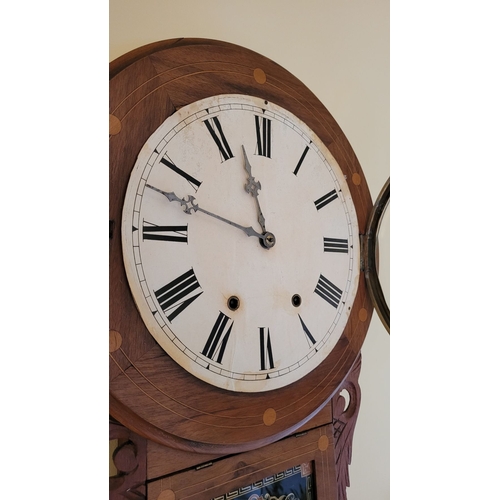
[110,38,374,455]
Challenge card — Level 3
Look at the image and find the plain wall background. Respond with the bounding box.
[109,1,390,498]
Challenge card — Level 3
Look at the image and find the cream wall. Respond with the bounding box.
[109,1,389,498]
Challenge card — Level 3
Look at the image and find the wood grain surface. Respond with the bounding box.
[147,424,338,500]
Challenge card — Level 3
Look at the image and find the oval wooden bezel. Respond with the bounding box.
[109,38,373,455]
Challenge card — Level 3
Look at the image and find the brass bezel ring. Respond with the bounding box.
[364,177,390,333]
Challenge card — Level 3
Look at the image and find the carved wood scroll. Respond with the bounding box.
[332,353,362,500]
[110,419,148,500]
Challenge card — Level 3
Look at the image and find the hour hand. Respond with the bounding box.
[242,145,266,232]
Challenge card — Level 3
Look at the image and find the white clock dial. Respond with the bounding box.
[122,94,360,392]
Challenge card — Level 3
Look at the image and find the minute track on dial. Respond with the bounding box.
[145,183,276,248]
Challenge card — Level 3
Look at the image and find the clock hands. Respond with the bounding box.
[242,145,267,233]
[146,146,275,248]
[146,184,276,249]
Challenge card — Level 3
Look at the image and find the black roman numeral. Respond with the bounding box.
[201,311,233,364]
[293,145,310,176]
[203,116,234,162]
[314,274,343,309]
[142,221,188,243]
[255,116,271,158]
[154,268,203,322]
[314,189,338,210]
[259,327,275,370]
[298,315,316,347]
[323,237,348,253]
[159,153,202,191]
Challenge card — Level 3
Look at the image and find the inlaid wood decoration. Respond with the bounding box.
[110,353,363,500]
[110,38,373,475]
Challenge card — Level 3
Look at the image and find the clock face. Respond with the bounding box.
[122,94,360,392]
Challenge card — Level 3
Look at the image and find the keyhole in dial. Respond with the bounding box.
[291,294,302,307]
[228,296,240,311]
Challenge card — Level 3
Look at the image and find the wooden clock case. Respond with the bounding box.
[110,356,363,500]
[109,38,374,499]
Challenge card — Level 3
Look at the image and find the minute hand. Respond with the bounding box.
[197,205,264,240]
[145,184,273,244]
